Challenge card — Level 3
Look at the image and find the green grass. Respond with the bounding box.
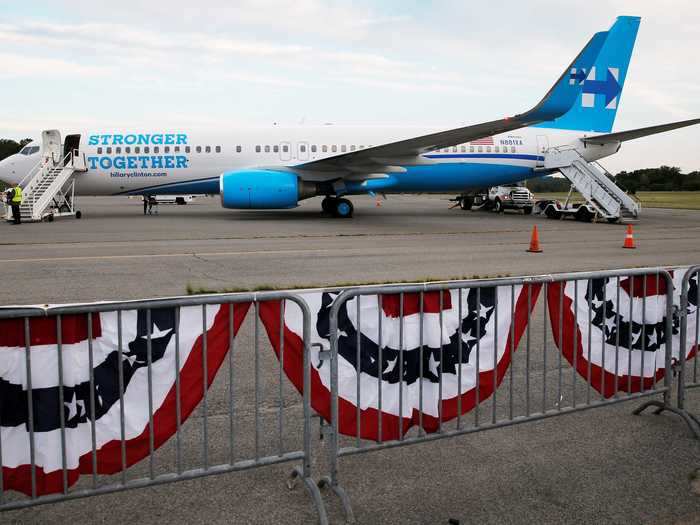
[536,191,700,210]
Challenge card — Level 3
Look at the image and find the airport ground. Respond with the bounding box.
[1,195,699,524]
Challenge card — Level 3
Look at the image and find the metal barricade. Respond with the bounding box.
[321,268,695,522]
[676,265,700,428]
[0,292,328,524]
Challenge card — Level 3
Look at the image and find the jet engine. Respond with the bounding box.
[219,169,318,209]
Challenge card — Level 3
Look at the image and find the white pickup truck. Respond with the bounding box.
[464,184,535,214]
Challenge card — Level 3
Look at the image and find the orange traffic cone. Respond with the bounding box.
[527,225,543,253]
[623,224,636,249]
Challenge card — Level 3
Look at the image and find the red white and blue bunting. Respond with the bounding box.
[0,303,249,496]
[547,268,698,397]
[260,284,541,441]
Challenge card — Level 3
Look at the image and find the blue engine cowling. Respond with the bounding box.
[219,169,316,209]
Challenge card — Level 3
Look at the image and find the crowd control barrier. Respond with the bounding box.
[673,265,700,426]
[316,267,700,522]
[1,266,699,523]
[0,293,328,523]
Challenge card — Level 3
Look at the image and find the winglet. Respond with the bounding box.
[518,30,609,124]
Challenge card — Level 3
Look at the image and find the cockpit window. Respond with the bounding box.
[20,146,39,155]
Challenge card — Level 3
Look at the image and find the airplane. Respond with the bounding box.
[1,16,698,220]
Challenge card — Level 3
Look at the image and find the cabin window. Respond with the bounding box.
[478,146,483,152]
[332,145,337,152]
[360,145,365,149]
[255,145,261,153]
[97,147,103,154]
[511,146,516,153]
[174,146,180,153]
[452,146,457,153]
[204,146,210,153]
[163,146,169,153]
[125,147,131,154]
[196,146,202,153]
[350,145,356,152]
[115,147,121,154]
[460,146,466,152]
[311,145,317,153]
[185,146,191,153]
[236,145,242,153]
[264,145,270,153]
[216,146,221,153]
[341,145,347,153]
[135,146,140,154]
[486,146,491,152]
[469,146,474,152]
[106,147,112,154]
[273,145,279,153]
[282,145,288,153]
[144,146,150,154]
[322,145,328,153]
[300,144,306,153]
[154,146,160,154]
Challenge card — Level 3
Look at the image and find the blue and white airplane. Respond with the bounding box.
[0,16,697,218]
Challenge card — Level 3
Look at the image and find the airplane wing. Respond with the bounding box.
[581,118,700,145]
[293,30,608,175]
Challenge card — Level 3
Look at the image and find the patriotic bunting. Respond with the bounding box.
[260,284,541,441]
[0,303,250,496]
[547,268,698,397]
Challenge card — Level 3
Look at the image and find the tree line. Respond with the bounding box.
[0,138,32,191]
[527,166,700,193]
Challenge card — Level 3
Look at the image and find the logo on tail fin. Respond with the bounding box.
[580,67,621,109]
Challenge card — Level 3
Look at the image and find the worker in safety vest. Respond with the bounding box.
[9,185,22,224]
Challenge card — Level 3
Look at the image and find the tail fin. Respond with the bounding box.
[535,16,640,133]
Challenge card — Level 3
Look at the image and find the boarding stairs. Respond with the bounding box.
[6,150,86,222]
[543,147,640,222]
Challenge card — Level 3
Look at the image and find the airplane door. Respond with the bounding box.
[280,141,291,162]
[42,129,62,164]
[297,141,309,161]
[536,135,549,167]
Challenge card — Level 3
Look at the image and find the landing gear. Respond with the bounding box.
[321,197,354,218]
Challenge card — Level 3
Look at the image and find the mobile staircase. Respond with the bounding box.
[541,147,640,223]
[5,150,86,223]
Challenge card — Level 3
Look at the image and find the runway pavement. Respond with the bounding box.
[1,195,700,305]
[1,195,699,524]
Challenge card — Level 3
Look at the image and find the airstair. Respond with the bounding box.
[5,130,87,223]
[543,147,640,222]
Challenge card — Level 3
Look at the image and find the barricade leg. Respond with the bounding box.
[315,342,356,523]
[634,270,700,439]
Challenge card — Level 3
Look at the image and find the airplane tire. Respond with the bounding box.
[494,198,503,213]
[76,211,82,219]
[523,206,533,215]
[460,197,473,211]
[333,198,354,218]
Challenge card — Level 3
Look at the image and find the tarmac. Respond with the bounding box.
[1,195,699,524]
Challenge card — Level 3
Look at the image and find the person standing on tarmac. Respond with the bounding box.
[8,185,22,224]
[143,195,148,215]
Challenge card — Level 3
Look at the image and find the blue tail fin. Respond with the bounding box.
[535,16,640,133]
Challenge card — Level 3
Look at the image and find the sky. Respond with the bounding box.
[1,0,699,172]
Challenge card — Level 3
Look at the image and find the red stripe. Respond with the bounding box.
[619,273,668,297]
[380,290,451,317]
[0,314,102,347]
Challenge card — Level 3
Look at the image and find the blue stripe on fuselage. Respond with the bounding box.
[115,160,537,196]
